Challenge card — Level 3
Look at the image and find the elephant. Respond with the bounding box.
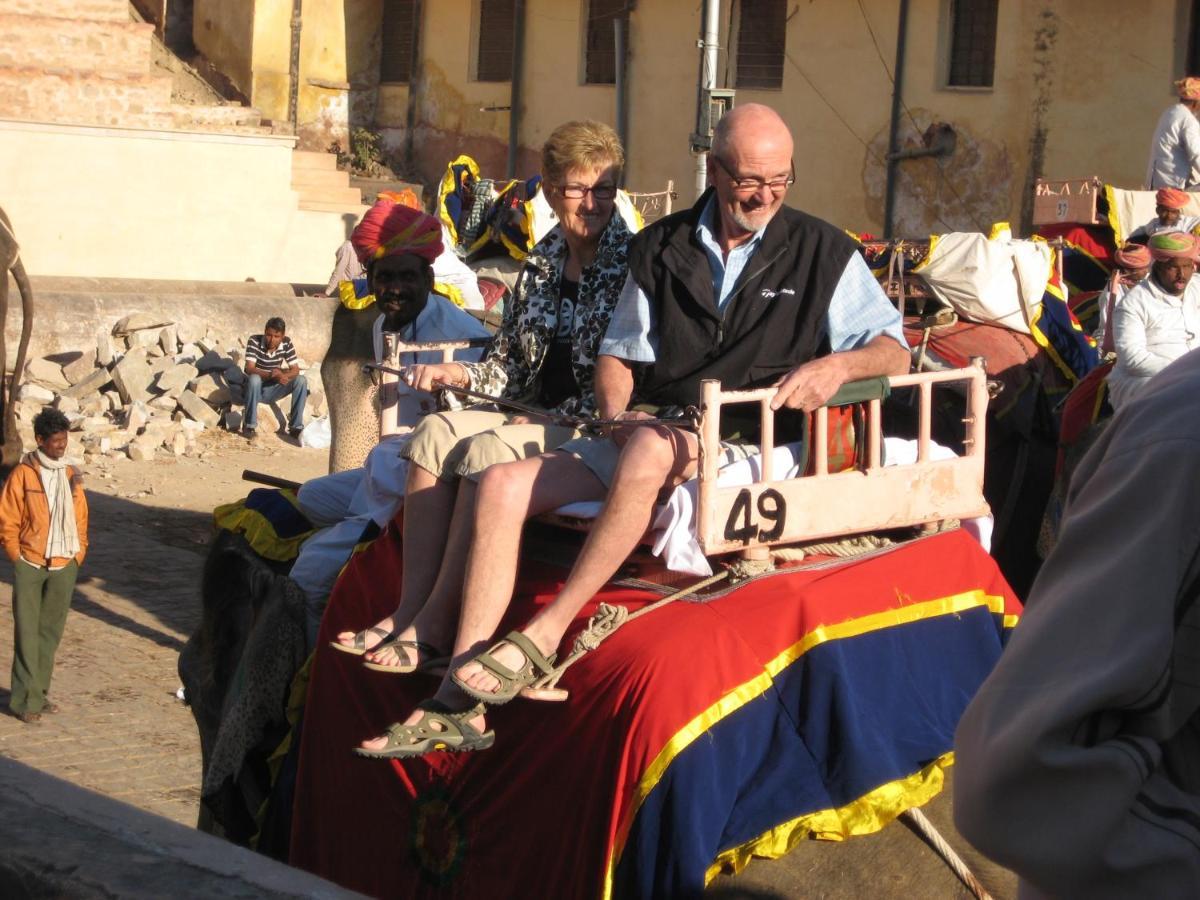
[0,206,33,470]
[319,302,381,473]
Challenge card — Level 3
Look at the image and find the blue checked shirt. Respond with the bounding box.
[600,196,905,363]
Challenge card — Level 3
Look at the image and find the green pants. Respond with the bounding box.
[10,559,77,715]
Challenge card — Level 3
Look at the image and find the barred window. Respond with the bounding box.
[735,0,786,90]
[380,0,417,84]
[585,0,626,85]
[947,0,999,88]
[476,0,515,82]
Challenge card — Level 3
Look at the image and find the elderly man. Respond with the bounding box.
[1108,231,1200,410]
[291,198,489,647]
[1128,187,1200,244]
[1094,242,1151,353]
[358,103,910,757]
[1147,78,1200,190]
[243,317,308,440]
[955,346,1200,896]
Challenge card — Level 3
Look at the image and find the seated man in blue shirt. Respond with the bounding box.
[358,103,911,756]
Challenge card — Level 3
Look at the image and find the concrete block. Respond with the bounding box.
[60,365,111,400]
[96,330,115,368]
[179,419,206,438]
[176,343,200,362]
[129,329,162,351]
[62,349,97,385]
[55,395,79,415]
[158,325,177,355]
[196,336,222,355]
[124,400,150,433]
[177,390,220,427]
[170,430,188,456]
[25,357,69,389]
[127,441,156,461]
[17,382,54,405]
[175,321,204,346]
[65,411,84,431]
[79,395,106,417]
[189,372,228,403]
[79,416,111,432]
[110,353,154,404]
[112,312,171,335]
[222,408,243,432]
[149,354,175,374]
[154,362,198,397]
[148,396,178,412]
[103,390,122,412]
[309,387,326,417]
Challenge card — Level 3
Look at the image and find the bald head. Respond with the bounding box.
[711,103,794,163]
[707,104,795,245]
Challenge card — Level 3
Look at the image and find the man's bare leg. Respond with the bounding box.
[455,427,699,697]
[364,478,479,667]
[335,462,455,651]
[359,452,604,749]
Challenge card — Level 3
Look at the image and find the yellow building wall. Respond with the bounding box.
[193,0,256,97]
[204,0,1185,234]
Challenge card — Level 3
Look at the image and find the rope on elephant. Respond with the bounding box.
[901,807,994,900]
[523,570,731,697]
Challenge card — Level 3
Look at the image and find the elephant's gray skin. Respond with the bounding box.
[0,206,32,470]
[319,303,380,473]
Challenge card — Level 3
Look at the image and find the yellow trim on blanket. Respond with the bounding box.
[600,589,1011,900]
[339,279,375,310]
[704,752,956,884]
[911,233,939,272]
[1104,184,1124,245]
[212,492,313,562]
[437,154,481,248]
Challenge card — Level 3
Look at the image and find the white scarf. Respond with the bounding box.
[36,450,80,561]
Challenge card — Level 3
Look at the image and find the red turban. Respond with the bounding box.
[1177,77,1200,101]
[351,198,444,265]
[1149,231,1198,261]
[1112,243,1151,270]
[1156,187,1191,210]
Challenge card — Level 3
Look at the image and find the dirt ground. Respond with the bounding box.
[0,425,1015,898]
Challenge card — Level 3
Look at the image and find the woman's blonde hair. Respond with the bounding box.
[541,120,624,186]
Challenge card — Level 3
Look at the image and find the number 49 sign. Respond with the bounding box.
[723,487,788,545]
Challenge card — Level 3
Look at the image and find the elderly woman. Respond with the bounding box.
[332,120,632,671]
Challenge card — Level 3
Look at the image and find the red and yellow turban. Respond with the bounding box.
[351,198,444,265]
[1177,77,1200,101]
[1156,187,1191,210]
[1149,231,1198,261]
[1113,243,1152,270]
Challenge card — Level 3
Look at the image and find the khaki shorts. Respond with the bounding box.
[559,434,758,489]
[404,408,581,482]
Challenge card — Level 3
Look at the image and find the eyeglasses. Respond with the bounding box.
[712,156,795,195]
[556,183,618,200]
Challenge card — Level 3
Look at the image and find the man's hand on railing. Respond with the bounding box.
[770,356,848,412]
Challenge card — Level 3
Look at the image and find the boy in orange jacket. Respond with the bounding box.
[0,408,88,723]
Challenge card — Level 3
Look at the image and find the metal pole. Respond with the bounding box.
[288,0,303,132]
[883,0,910,238]
[507,0,526,179]
[694,0,720,199]
[403,0,424,174]
[615,16,629,186]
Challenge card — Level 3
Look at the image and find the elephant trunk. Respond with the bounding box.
[3,258,33,467]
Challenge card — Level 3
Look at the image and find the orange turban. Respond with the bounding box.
[1113,243,1151,270]
[351,198,444,265]
[1177,77,1200,101]
[1149,231,1198,261]
[1156,187,1191,210]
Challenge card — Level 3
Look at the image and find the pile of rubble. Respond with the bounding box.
[12,313,327,461]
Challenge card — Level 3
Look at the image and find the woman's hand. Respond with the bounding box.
[402,362,467,393]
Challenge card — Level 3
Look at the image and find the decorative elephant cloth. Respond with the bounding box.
[320,304,380,473]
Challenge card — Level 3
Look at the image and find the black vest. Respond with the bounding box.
[630,190,855,409]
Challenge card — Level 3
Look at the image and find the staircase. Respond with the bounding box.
[0,0,268,134]
[291,149,364,213]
